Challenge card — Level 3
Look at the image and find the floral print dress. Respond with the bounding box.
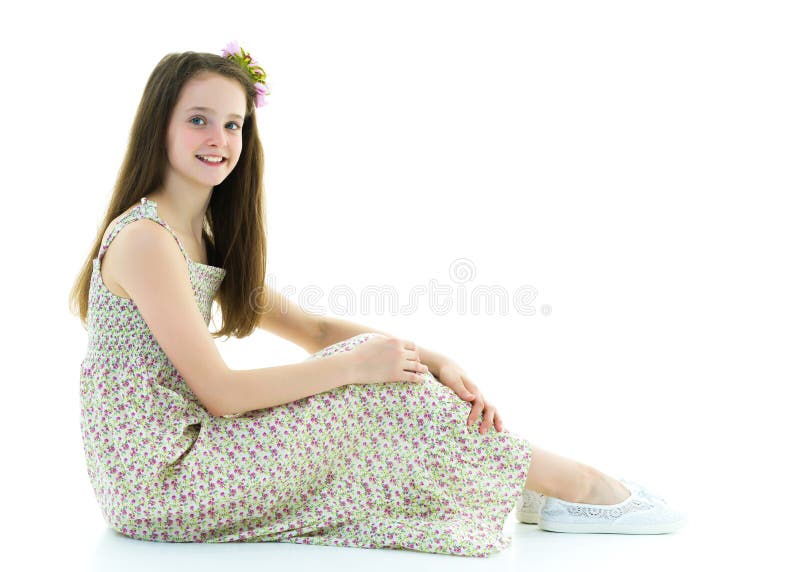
[80,197,533,558]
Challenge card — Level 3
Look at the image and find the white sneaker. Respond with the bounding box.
[538,478,688,534]
[516,489,546,524]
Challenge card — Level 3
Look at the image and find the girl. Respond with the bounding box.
[69,43,687,558]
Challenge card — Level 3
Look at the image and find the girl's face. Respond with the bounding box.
[165,72,248,189]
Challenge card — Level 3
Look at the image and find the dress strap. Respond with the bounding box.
[97,197,192,268]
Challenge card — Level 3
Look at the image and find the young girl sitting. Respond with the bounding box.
[69,41,687,558]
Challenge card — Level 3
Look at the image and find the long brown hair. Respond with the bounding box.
[68,50,268,340]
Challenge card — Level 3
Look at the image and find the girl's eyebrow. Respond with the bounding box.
[186,106,244,120]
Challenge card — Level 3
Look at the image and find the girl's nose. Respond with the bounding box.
[206,123,227,146]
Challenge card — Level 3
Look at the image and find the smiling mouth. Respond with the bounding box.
[196,155,227,165]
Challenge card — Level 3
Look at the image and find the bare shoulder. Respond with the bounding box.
[99,207,182,299]
[99,205,140,298]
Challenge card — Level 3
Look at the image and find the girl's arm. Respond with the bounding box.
[255,283,326,354]
[315,315,448,378]
[110,223,356,417]
[253,284,448,376]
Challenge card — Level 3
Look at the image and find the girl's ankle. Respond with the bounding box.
[575,469,631,505]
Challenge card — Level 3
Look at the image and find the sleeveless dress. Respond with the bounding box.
[80,196,533,558]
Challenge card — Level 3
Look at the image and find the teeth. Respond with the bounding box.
[197,155,224,163]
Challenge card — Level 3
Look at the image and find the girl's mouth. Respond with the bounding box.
[196,155,227,166]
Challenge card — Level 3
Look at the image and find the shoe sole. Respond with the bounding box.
[538,516,688,534]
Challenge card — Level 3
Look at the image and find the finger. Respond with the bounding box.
[403,358,427,373]
[404,371,424,383]
[404,349,421,363]
[459,389,475,401]
[479,407,495,435]
[455,381,476,401]
[460,375,478,396]
[494,411,504,433]
[466,400,484,426]
[457,376,476,400]
[404,340,416,351]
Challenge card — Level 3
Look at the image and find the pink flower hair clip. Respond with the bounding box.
[221,41,271,108]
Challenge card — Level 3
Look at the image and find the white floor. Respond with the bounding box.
[26,501,781,572]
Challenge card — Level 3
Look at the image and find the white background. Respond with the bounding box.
[1,0,797,569]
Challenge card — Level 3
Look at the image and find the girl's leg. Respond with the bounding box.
[525,445,631,505]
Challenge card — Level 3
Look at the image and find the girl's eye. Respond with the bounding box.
[189,116,241,131]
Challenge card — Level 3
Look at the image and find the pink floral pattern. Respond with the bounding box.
[80,199,533,557]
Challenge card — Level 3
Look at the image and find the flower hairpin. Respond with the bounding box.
[221,41,271,108]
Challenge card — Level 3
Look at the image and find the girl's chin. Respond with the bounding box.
[188,173,228,188]
[194,163,228,175]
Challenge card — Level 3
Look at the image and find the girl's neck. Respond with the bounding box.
[146,187,211,242]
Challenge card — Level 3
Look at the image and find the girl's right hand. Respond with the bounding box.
[345,334,429,386]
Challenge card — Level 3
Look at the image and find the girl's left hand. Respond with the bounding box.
[434,360,504,435]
